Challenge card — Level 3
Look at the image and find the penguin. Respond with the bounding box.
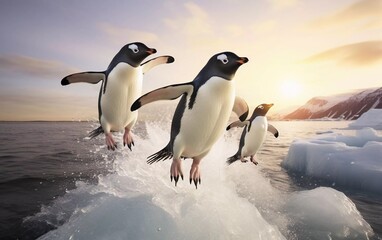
[226,103,279,165]
[131,52,249,188]
[61,42,174,151]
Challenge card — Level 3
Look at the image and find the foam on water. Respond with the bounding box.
[26,123,374,240]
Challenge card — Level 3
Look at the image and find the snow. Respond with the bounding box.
[349,109,382,130]
[27,123,375,240]
[299,92,354,114]
[287,88,381,120]
[282,128,382,193]
[370,99,380,109]
[349,88,379,102]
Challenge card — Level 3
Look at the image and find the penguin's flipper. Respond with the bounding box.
[233,96,249,121]
[268,124,279,138]
[226,120,250,131]
[131,83,194,111]
[141,55,175,74]
[61,71,105,86]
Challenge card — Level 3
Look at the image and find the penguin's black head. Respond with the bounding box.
[203,52,248,80]
[251,103,274,118]
[119,42,157,67]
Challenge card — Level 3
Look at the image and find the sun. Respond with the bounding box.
[280,80,302,98]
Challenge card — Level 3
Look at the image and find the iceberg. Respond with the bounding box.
[349,109,382,130]
[227,165,374,239]
[282,128,382,194]
[284,187,374,240]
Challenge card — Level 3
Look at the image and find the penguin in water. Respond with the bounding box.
[131,52,249,188]
[226,103,279,165]
[61,42,174,150]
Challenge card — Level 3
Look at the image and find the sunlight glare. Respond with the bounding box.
[280,80,302,98]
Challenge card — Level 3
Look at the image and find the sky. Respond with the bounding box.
[0,0,381,121]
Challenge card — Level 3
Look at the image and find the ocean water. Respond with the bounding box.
[0,121,381,240]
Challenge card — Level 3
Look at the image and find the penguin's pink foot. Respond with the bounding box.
[123,129,134,151]
[240,157,248,163]
[105,133,117,151]
[189,162,201,189]
[250,155,258,165]
[170,159,183,186]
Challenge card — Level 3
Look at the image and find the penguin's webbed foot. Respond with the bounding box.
[189,163,201,189]
[123,129,134,151]
[105,133,117,151]
[123,140,134,151]
[240,157,248,163]
[170,159,183,186]
[250,156,258,165]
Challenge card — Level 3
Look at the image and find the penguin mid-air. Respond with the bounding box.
[61,42,174,151]
[131,52,249,188]
[226,103,279,165]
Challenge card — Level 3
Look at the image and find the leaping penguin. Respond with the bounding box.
[226,103,279,165]
[131,52,249,188]
[61,42,174,151]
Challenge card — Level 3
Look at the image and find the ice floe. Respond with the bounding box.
[282,128,382,194]
[349,109,382,130]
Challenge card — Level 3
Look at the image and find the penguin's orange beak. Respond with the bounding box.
[147,48,157,55]
[236,57,249,65]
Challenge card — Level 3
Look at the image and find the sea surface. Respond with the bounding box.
[0,121,381,240]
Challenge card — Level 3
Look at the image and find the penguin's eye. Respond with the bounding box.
[128,44,139,53]
[258,105,264,109]
[217,54,229,64]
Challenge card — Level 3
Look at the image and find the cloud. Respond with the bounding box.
[303,41,382,66]
[310,0,382,29]
[162,2,261,51]
[163,2,213,41]
[99,23,159,44]
[0,55,79,78]
[268,0,299,9]
[252,20,278,33]
[0,89,97,121]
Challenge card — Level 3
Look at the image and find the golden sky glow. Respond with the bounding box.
[0,0,381,120]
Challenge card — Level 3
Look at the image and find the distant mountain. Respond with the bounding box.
[283,87,382,120]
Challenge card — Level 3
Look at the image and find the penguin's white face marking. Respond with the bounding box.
[128,44,139,53]
[217,54,229,64]
[258,105,264,110]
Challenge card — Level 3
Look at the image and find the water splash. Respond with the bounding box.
[25,122,373,240]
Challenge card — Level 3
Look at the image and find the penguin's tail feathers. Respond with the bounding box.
[89,126,104,139]
[147,144,173,165]
[227,153,240,165]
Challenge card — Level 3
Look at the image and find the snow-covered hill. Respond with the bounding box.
[283,87,382,120]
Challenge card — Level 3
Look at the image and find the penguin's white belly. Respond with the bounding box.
[242,117,267,157]
[101,64,142,131]
[177,77,235,157]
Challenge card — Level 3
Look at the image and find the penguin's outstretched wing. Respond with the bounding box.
[61,71,105,86]
[233,96,249,121]
[141,56,175,74]
[226,120,250,131]
[131,83,194,111]
[268,124,279,138]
